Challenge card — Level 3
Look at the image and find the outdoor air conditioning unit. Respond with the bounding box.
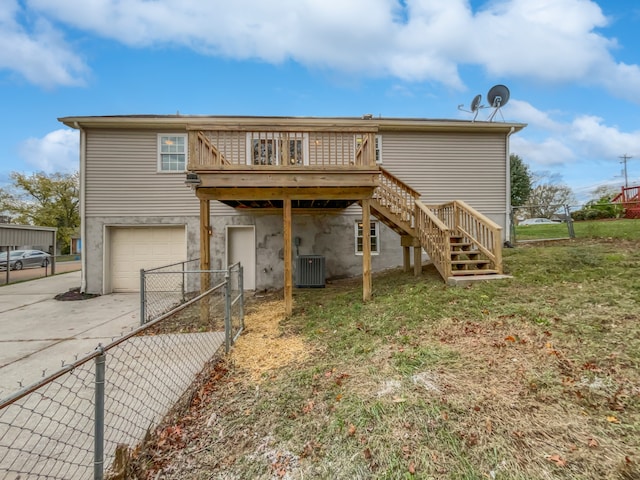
[296,255,325,288]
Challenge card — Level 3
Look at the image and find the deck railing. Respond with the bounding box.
[415,201,452,280]
[428,200,502,273]
[188,130,378,170]
[612,185,640,204]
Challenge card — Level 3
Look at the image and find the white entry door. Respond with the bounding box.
[227,226,256,290]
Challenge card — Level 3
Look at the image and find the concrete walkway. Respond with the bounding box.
[0,271,140,399]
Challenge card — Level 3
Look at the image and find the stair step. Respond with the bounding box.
[451,259,491,266]
[451,251,480,259]
[450,243,473,250]
[451,269,499,276]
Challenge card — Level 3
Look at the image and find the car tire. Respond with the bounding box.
[42,258,50,267]
[14,261,23,271]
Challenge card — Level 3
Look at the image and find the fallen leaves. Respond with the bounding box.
[302,400,315,414]
[547,454,567,467]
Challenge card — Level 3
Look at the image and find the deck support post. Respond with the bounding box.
[284,197,293,316]
[403,247,411,272]
[200,198,211,322]
[362,199,372,301]
[401,236,412,273]
[414,244,422,276]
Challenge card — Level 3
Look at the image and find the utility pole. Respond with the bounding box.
[619,154,632,188]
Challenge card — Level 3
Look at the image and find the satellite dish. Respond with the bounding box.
[470,94,482,112]
[458,93,484,121]
[486,84,510,121]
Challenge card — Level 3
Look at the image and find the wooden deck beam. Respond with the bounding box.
[196,186,376,201]
[284,198,293,316]
[362,199,372,301]
[199,198,211,323]
[194,171,379,189]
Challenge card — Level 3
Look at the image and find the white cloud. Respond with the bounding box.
[511,136,577,167]
[510,102,640,181]
[19,129,79,173]
[508,100,564,131]
[0,0,88,88]
[13,0,640,100]
[569,115,640,158]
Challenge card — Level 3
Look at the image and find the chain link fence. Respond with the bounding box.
[510,204,575,243]
[0,263,244,479]
[510,201,640,243]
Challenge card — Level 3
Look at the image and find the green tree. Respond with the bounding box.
[0,171,79,254]
[571,185,623,220]
[510,154,532,206]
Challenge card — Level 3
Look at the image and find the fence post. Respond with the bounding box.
[239,265,245,330]
[181,260,186,303]
[140,268,146,326]
[224,270,232,353]
[565,205,576,238]
[94,346,106,480]
[509,208,517,244]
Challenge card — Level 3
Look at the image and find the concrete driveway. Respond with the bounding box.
[0,271,140,399]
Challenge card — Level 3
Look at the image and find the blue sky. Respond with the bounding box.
[2,0,640,203]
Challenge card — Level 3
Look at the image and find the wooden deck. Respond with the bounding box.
[186,127,505,315]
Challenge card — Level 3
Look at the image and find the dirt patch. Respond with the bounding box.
[54,287,100,301]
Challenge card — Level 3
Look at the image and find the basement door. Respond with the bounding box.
[226,226,256,290]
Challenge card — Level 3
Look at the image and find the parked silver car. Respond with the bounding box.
[0,250,51,270]
[518,217,561,226]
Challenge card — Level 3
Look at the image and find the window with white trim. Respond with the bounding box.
[355,220,380,255]
[246,132,309,165]
[158,134,187,172]
[355,135,383,164]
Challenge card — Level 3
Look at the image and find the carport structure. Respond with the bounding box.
[0,225,57,283]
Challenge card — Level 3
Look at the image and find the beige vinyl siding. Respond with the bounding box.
[381,131,507,215]
[85,129,236,216]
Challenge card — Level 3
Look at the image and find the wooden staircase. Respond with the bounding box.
[370,168,503,282]
[449,235,499,276]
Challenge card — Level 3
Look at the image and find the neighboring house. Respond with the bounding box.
[59,115,525,307]
[70,230,82,255]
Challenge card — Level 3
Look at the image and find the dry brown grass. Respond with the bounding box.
[125,238,640,480]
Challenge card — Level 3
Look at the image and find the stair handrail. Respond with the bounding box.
[188,131,230,169]
[441,200,503,274]
[355,133,376,166]
[373,168,421,229]
[415,201,452,280]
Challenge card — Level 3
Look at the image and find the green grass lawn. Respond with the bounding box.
[515,218,640,241]
[131,235,640,480]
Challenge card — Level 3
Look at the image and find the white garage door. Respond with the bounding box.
[110,226,186,293]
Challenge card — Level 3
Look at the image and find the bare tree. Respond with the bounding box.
[524,183,576,218]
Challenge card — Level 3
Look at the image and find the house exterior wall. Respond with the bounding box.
[77,119,517,294]
[380,131,508,228]
[84,213,402,294]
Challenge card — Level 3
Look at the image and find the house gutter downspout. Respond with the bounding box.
[505,126,515,243]
[74,122,87,293]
